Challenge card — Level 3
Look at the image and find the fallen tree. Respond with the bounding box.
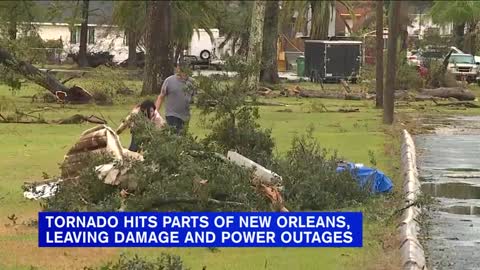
[0,111,106,125]
[0,46,92,104]
[297,89,366,100]
[419,87,475,101]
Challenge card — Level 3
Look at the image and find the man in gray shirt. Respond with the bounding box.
[155,62,195,134]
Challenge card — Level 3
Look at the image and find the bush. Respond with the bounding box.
[78,67,130,105]
[423,59,458,88]
[195,57,274,165]
[395,62,424,91]
[43,154,120,211]
[273,129,369,211]
[92,89,114,105]
[85,253,190,270]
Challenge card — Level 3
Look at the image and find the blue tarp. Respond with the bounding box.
[336,162,393,193]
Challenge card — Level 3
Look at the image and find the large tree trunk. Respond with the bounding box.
[260,1,279,84]
[157,0,173,84]
[0,46,92,103]
[454,23,465,50]
[141,1,161,95]
[420,87,476,101]
[127,30,137,68]
[309,1,330,40]
[247,0,266,89]
[8,20,17,40]
[464,21,478,55]
[383,1,401,124]
[398,1,409,52]
[78,0,89,68]
[375,0,384,108]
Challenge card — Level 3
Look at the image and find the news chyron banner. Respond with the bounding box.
[39,212,362,247]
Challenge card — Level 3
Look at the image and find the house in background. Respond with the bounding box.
[34,22,128,63]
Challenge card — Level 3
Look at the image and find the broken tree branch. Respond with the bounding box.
[61,72,86,84]
[435,101,480,108]
[0,114,107,124]
[0,46,92,104]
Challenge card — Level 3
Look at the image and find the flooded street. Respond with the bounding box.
[415,116,480,270]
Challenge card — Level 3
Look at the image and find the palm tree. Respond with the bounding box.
[113,1,145,68]
[280,0,354,40]
[171,1,216,63]
[211,1,252,56]
[429,1,480,54]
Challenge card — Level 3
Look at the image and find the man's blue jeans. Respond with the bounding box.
[166,116,185,134]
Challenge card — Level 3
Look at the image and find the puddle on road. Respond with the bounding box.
[439,205,480,216]
[422,182,480,200]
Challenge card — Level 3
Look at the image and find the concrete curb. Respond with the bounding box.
[399,130,427,270]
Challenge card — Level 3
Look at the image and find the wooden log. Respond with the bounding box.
[419,87,475,101]
[298,89,364,100]
[55,114,107,125]
[435,101,480,108]
[0,46,93,103]
[66,135,108,155]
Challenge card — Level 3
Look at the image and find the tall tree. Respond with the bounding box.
[0,1,37,41]
[247,0,266,88]
[171,1,215,63]
[211,1,252,56]
[158,0,173,82]
[78,0,89,67]
[142,1,162,95]
[375,0,384,108]
[280,1,353,40]
[383,1,401,125]
[113,1,146,68]
[260,0,279,84]
[429,1,480,54]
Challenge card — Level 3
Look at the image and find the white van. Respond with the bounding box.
[187,29,220,61]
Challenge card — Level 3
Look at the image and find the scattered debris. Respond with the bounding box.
[0,111,107,125]
[23,178,63,200]
[336,161,393,193]
[68,51,114,68]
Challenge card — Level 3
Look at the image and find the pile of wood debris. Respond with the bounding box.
[23,125,288,212]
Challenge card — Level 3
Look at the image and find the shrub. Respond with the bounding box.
[395,62,424,90]
[92,89,114,105]
[42,154,120,211]
[423,59,458,88]
[195,57,274,165]
[84,253,190,270]
[273,129,369,211]
[77,67,130,105]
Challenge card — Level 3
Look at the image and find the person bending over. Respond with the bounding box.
[116,100,165,152]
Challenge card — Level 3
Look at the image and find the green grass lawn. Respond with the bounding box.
[0,80,402,270]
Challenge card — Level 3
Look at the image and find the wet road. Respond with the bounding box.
[415,116,480,270]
